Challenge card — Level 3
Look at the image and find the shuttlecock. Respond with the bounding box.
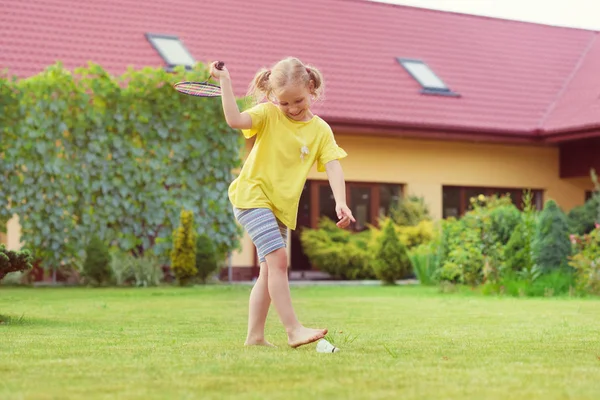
[316,339,339,353]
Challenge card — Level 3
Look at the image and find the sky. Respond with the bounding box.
[370,0,600,31]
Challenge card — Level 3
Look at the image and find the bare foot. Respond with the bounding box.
[287,326,328,348]
[244,338,276,347]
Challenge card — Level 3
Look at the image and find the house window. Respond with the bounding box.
[379,184,402,218]
[310,181,403,231]
[397,58,459,97]
[585,190,595,201]
[442,185,544,218]
[145,33,195,70]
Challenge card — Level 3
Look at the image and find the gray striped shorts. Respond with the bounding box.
[233,207,288,264]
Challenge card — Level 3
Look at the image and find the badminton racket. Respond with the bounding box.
[173,61,224,97]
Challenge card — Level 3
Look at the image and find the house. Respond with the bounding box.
[2,0,599,280]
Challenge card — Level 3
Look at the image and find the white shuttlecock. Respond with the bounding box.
[316,339,339,353]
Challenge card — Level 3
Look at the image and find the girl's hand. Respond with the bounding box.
[335,203,356,229]
[209,61,230,80]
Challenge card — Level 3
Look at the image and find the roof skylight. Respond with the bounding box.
[146,33,195,70]
[397,58,459,97]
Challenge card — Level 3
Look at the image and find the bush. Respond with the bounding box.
[397,220,435,249]
[532,200,571,273]
[372,218,412,284]
[0,244,33,282]
[488,203,521,245]
[438,217,466,269]
[439,228,485,285]
[300,218,374,280]
[195,234,218,283]
[390,195,431,226]
[504,191,537,274]
[372,217,435,250]
[109,248,163,287]
[81,236,112,286]
[170,210,197,286]
[568,196,599,235]
[568,225,600,295]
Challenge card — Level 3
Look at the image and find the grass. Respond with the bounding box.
[1,284,599,400]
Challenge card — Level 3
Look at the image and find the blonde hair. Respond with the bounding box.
[247,57,325,104]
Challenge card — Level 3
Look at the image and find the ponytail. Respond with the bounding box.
[246,68,272,104]
[305,65,325,101]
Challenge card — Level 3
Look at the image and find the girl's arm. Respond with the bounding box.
[325,160,356,229]
[210,62,252,130]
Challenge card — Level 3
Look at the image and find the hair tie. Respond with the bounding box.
[306,67,311,74]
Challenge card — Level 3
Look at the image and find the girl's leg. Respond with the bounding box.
[265,248,327,348]
[234,207,326,348]
[245,262,275,346]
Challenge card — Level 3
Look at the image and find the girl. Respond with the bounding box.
[210,57,355,348]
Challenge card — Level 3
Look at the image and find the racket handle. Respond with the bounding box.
[215,61,225,70]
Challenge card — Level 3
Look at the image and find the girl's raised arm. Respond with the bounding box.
[210,61,252,130]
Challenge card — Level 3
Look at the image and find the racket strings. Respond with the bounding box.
[174,82,222,97]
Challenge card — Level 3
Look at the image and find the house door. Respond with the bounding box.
[290,182,312,270]
[290,180,340,270]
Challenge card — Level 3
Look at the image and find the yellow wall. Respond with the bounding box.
[3,215,22,251]
[306,134,593,218]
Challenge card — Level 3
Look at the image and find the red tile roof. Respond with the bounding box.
[2,0,599,141]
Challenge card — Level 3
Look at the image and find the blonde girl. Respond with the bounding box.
[210,57,355,348]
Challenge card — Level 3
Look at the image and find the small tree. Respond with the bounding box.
[81,236,112,286]
[533,199,571,273]
[372,218,411,284]
[0,244,33,282]
[195,234,218,283]
[170,210,197,286]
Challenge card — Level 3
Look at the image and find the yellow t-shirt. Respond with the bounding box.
[228,102,347,230]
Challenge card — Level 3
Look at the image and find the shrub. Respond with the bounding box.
[532,200,571,273]
[81,236,112,286]
[300,218,374,280]
[488,203,521,245]
[170,210,197,286]
[568,225,600,295]
[390,195,431,226]
[439,228,485,285]
[568,196,599,235]
[128,252,163,287]
[438,217,466,269]
[195,234,218,283]
[109,248,163,287]
[0,244,33,282]
[504,190,537,274]
[372,218,412,284]
[397,220,435,249]
[372,217,434,250]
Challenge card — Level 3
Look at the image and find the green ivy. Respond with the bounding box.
[0,62,243,270]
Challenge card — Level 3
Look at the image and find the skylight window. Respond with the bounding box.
[146,33,195,70]
[397,58,459,97]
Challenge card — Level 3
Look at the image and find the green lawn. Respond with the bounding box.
[1,284,599,400]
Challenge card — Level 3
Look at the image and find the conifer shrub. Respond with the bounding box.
[504,191,537,274]
[0,244,33,282]
[532,200,572,273]
[170,210,197,286]
[372,218,412,284]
